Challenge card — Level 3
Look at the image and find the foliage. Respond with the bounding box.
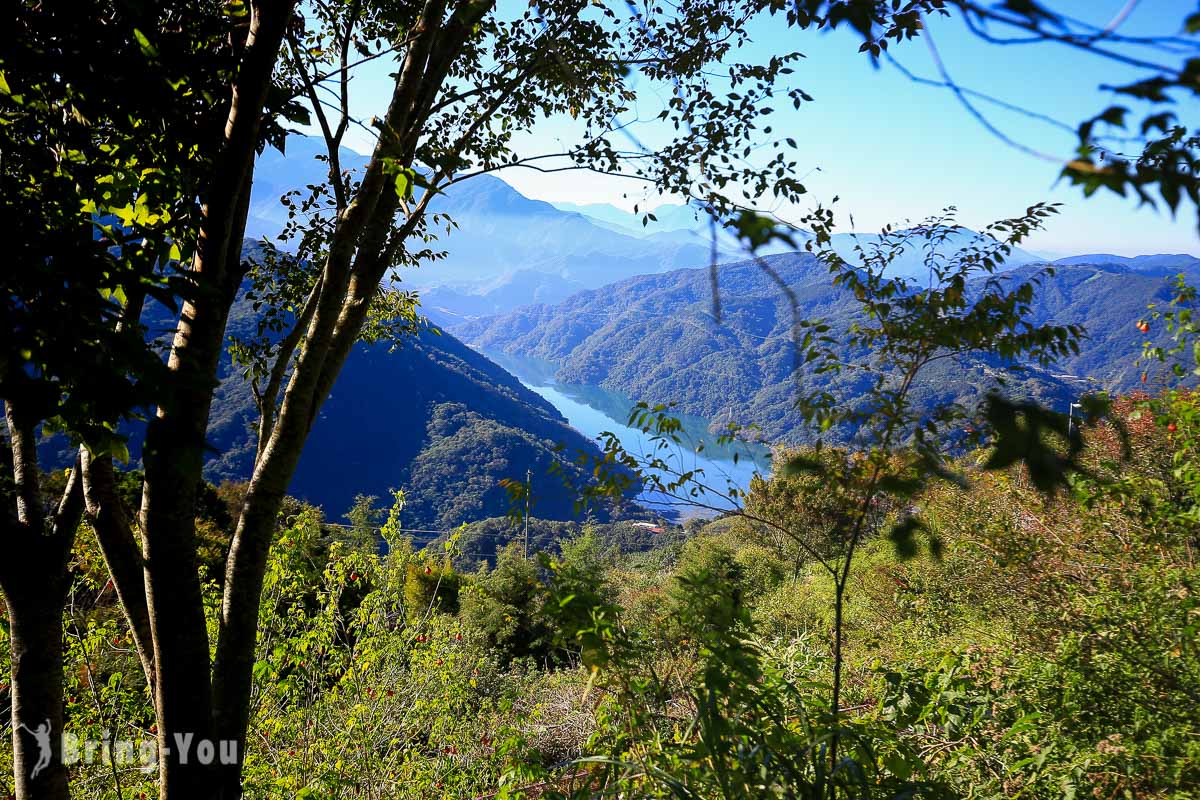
[6,390,1200,798]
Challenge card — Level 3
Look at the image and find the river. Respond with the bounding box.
[482,349,772,516]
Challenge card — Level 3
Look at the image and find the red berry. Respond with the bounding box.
[454,632,462,641]
[350,572,359,582]
[1168,422,1178,433]
[424,565,432,575]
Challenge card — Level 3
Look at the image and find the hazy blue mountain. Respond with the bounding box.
[247,137,713,318]
[1053,253,1200,275]
[457,252,1085,443]
[549,201,705,236]
[248,138,1038,321]
[420,270,588,327]
[803,228,1043,283]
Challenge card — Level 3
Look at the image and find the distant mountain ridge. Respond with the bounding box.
[248,137,1045,322]
[457,252,1097,443]
[248,137,715,324]
[1053,253,1200,275]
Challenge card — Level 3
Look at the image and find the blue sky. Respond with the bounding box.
[328,0,1199,257]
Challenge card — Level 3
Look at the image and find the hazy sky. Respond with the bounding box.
[326,0,1199,257]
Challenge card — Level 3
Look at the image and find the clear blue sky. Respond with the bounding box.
[329,0,1199,257]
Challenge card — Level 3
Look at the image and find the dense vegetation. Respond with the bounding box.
[4,1,1199,798]
[3,387,1196,798]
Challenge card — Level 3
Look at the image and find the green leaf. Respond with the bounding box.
[393,167,416,201]
[132,28,158,59]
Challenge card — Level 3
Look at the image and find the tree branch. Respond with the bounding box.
[3,401,43,533]
[80,450,156,686]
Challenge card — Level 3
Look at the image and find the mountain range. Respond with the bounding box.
[248,137,1049,324]
[203,313,628,529]
[456,252,1198,443]
[40,241,635,529]
[76,137,1191,525]
[249,138,717,324]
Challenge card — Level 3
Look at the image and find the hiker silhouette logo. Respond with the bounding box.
[18,720,52,779]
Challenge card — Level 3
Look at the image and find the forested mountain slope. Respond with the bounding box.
[458,253,1187,442]
[248,138,1040,322]
[203,322,621,529]
[42,244,628,529]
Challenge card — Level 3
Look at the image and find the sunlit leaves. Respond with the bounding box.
[1,0,230,450]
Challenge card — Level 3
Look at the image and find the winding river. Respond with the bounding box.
[483,349,772,515]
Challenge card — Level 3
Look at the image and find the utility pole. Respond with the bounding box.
[524,468,532,559]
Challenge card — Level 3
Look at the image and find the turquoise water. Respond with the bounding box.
[484,349,772,515]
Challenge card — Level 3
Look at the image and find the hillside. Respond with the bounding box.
[248,138,1039,323]
[40,243,634,529]
[203,323,628,529]
[1053,253,1200,273]
[457,253,1186,443]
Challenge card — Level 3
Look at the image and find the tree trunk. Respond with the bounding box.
[4,582,71,800]
[1,408,83,800]
[80,451,156,687]
[128,3,296,797]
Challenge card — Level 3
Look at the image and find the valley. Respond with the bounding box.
[7,6,1200,798]
[482,349,773,511]
[456,251,1200,445]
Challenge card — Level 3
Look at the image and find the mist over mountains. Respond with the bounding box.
[248,137,1051,323]
[218,136,1200,516]
[457,252,1197,443]
[249,138,715,323]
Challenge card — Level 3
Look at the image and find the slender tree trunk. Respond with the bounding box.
[1,407,83,800]
[4,581,71,800]
[210,439,300,799]
[80,451,156,687]
[119,4,294,798]
[208,12,443,789]
[828,578,845,798]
